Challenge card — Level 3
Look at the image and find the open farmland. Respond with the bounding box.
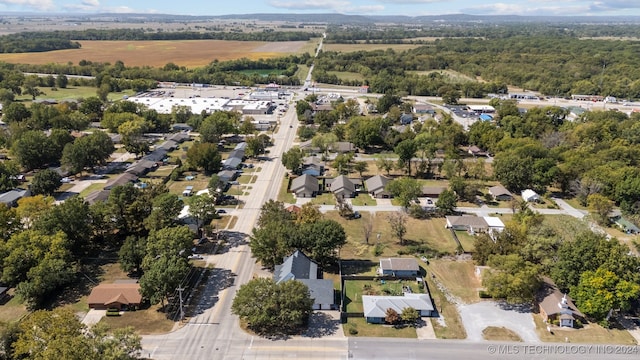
[0,39,312,68]
[322,43,427,53]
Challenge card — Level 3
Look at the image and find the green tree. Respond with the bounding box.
[33,195,92,258]
[572,267,640,321]
[0,160,19,192]
[23,75,44,100]
[2,102,30,123]
[199,111,238,143]
[144,192,183,231]
[295,219,346,267]
[250,221,295,269]
[482,254,541,304]
[232,278,313,335]
[187,194,216,228]
[139,254,191,307]
[587,193,614,225]
[56,74,68,88]
[0,204,20,241]
[143,226,194,265]
[186,142,221,174]
[353,161,368,178]
[375,156,395,176]
[281,146,304,173]
[245,135,265,157]
[119,235,147,275]
[118,117,151,156]
[62,131,114,175]
[11,130,55,170]
[436,189,457,214]
[31,169,62,196]
[107,183,151,237]
[386,177,421,208]
[401,307,420,325]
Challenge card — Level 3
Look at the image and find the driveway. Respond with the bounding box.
[458,301,540,343]
[82,309,106,326]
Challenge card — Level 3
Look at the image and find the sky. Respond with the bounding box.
[1,0,640,17]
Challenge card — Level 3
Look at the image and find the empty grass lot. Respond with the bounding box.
[323,211,459,260]
[344,317,417,338]
[426,259,481,304]
[425,273,467,339]
[482,326,523,342]
[98,304,176,335]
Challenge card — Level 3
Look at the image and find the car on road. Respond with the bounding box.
[188,254,204,260]
[216,209,227,214]
[60,177,72,183]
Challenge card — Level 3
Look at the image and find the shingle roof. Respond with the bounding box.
[489,185,512,197]
[274,250,318,283]
[362,293,433,318]
[538,278,584,318]
[104,173,138,190]
[85,190,111,205]
[87,283,142,306]
[299,279,334,306]
[365,175,390,193]
[290,174,319,193]
[329,175,355,194]
[446,216,489,229]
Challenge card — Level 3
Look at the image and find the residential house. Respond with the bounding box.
[364,175,391,198]
[378,258,420,278]
[467,145,487,157]
[104,173,138,190]
[362,293,435,323]
[488,185,513,201]
[125,159,158,176]
[217,169,238,184]
[0,188,30,207]
[412,104,436,115]
[421,186,447,199]
[446,216,505,236]
[167,131,190,143]
[156,139,178,152]
[538,278,584,328]
[400,113,414,125]
[298,140,320,154]
[521,189,541,202]
[330,142,357,154]
[301,156,324,177]
[328,175,356,199]
[613,216,640,234]
[144,148,169,163]
[290,174,319,198]
[274,250,334,310]
[85,190,111,205]
[87,282,143,310]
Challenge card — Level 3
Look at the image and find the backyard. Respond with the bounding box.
[343,279,424,313]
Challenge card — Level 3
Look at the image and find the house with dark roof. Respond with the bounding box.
[468,145,487,157]
[421,186,446,198]
[365,175,391,198]
[290,174,319,198]
[104,173,138,190]
[362,293,435,323]
[0,188,30,207]
[488,185,513,201]
[85,190,111,205]
[274,250,335,310]
[330,142,356,153]
[87,283,143,310]
[400,113,414,125]
[125,159,158,176]
[327,175,356,199]
[301,156,324,177]
[378,258,420,278]
[538,278,584,328]
[167,132,190,143]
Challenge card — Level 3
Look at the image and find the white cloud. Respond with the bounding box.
[375,0,443,3]
[461,2,588,16]
[0,0,54,11]
[81,0,99,6]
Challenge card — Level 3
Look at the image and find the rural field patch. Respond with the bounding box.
[0,40,311,68]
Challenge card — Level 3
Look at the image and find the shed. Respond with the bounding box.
[379,258,420,278]
[521,189,541,202]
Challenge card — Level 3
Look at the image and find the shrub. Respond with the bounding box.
[348,325,358,335]
[478,290,492,298]
[373,243,384,256]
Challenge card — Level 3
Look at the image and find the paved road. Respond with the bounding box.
[141,90,301,360]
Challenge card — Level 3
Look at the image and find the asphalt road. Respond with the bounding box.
[141,88,300,360]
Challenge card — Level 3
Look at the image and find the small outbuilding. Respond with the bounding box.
[378,258,420,278]
[521,189,541,202]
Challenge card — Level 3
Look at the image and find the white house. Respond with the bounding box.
[521,189,540,202]
[362,293,435,323]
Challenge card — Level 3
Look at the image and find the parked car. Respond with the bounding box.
[216,209,227,214]
[188,254,204,260]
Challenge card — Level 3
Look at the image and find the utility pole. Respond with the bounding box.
[177,286,185,321]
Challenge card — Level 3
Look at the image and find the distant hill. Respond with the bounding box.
[1,12,639,25]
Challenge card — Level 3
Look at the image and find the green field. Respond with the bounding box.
[328,71,365,82]
[16,86,135,103]
[238,69,287,77]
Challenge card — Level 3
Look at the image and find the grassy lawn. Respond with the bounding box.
[533,314,636,344]
[351,193,374,206]
[57,183,74,193]
[541,215,591,241]
[167,177,209,195]
[324,212,458,260]
[0,292,29,326]
[16,87,135,103]
[277,175,295,204]
[426,273,467,339]
[563,197,589,210]
[79,182,106,197]
[295,64,310,83]
[455,230,476,252]
[483,326,523,342]
[344,317,417,338]
[344,279,423,313]
[426,259,481,304]
[146,165,176,179]
[328,71,365,82]
[310,193,336,205]
[98,304,175,335]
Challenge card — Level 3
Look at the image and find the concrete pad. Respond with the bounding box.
[416,318,437,339]
[82,309,106,326]
[458,301,540,343]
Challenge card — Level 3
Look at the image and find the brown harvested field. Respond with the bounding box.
[0,40,311,68]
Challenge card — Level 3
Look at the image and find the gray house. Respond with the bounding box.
[488,185,513,201]
[365,175,391,198]
[274,250,334,310]
[290,174,319,198]
[379,258,420,278]
[362,293,435,323]
[328,175,356,199]
[0,188,30,207]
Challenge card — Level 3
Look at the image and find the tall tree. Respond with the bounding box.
[232,278,313,335]
[31,169,62,196]
[387,211,408,245]
[386,177,421,208]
